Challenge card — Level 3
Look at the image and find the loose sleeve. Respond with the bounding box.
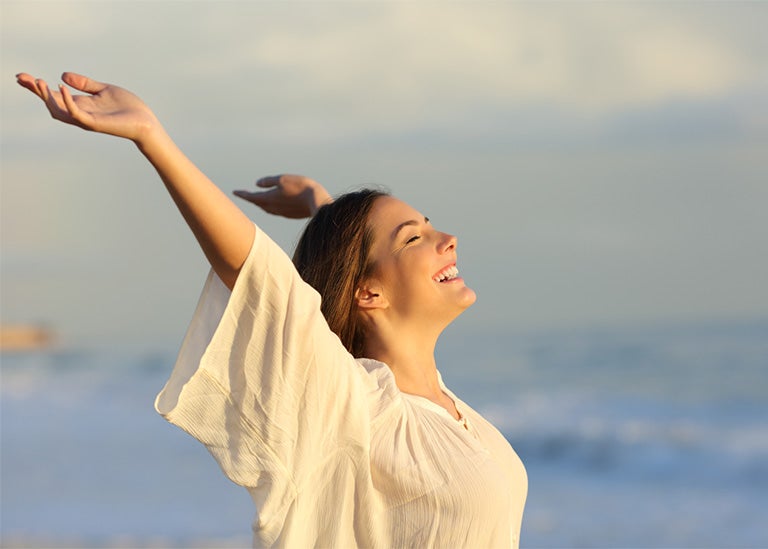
[155,225,379,544]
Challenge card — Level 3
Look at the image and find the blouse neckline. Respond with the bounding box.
[358,358,471,430]
[400,381,471,431]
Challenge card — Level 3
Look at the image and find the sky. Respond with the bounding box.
[1,1,767,348]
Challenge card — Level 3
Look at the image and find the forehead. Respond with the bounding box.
[368,196,424,239]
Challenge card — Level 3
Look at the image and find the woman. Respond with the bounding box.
[17,72,527,548]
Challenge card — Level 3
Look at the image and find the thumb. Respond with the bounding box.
[256,175,282,188]
[61,72,107,95]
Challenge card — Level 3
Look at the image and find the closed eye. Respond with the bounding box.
[393,217,430,250]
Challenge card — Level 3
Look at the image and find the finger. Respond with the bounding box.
[61,72,107,95]
[38,80,59,113]
[256,175,282,188]
[59,84,89,127]
[233,190,262,203]
[38,80,71,122]
[37,78,51,102]
[235,189,277,209]
[16,73,43,97]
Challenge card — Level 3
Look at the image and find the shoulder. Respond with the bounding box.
[356,358,402,422]
[356,358,398,394]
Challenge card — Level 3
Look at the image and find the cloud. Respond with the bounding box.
[177,3,762,111]
[2,1,767,343]
[3,2,765,141]
[178,2,766,146]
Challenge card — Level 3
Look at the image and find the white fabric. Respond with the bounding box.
[156,225,527,548]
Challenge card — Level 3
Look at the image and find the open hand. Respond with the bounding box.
[234,174,332,219]
[16,72,159,144]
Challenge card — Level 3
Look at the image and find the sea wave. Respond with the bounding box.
[482,392,768,490]
[2,320,767,547]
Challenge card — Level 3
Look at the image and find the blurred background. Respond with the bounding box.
[2,2,767,547]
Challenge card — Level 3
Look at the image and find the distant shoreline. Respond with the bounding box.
[0,324,54,351]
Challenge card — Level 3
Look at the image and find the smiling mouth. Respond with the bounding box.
[433,264,459,283]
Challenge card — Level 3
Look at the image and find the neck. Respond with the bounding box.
[362,317,464,420]
[362,322,444,398]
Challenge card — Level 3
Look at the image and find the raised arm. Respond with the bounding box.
[16,72,254,289]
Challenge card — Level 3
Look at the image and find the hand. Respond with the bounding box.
[16,72,160,144]
[234,174,332,219]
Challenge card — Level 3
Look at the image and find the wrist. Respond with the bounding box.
[133,119,171,157]
[308,183,332,215]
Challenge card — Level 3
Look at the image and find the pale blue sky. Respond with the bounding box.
[2,1,767,347]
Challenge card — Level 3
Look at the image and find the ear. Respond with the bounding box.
[355,282,388,310]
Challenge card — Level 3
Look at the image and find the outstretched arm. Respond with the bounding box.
[16,72,254,289]
[234,174,332,219]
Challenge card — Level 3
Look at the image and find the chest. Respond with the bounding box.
[369,399,524,510]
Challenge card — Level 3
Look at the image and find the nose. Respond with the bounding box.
[439,232,457,254]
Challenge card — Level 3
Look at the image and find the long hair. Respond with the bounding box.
[293,189,389,357]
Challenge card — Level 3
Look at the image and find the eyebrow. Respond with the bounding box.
[392,217,430,241]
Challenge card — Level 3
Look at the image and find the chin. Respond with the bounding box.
[457,286,477,310]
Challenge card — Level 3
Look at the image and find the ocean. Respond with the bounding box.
[2,318,766,548]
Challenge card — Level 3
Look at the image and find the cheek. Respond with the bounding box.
[375,253,408,282]
[372,249,433,300]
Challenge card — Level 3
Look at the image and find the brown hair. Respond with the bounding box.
[293,189,389,357]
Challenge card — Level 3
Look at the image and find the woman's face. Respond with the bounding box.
[363,196,476,326]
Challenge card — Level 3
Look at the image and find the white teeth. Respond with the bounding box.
[433,265,458,282]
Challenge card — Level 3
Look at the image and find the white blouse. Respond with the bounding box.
[156,225,527,548]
